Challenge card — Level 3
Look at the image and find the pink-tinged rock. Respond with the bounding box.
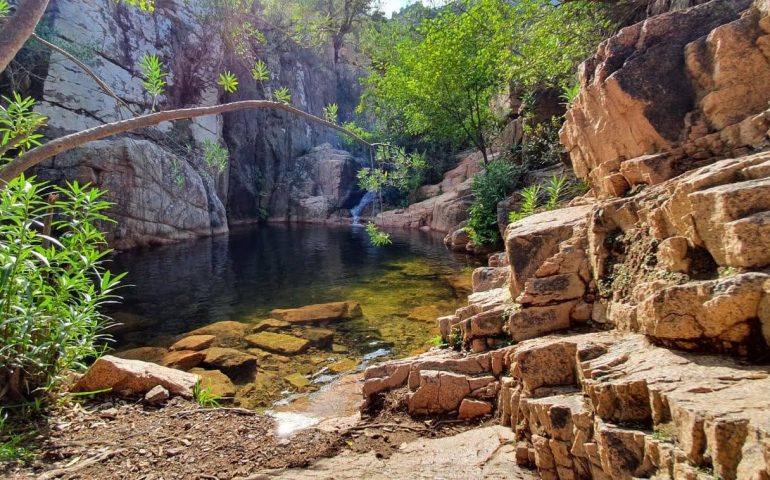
[458,398,493,420]
[73,355,199,398]
[160,350,205,371]
[169,335,216,352]
[270,301,362,323]
[407,370,471,415]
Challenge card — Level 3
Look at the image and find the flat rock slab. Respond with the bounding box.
[246,332,311,355]
[300,328,335,348]
[186,321,249,348]
[202,347,258,370]
[73,355,199,398]
[170,335,216,352]
[271,301,362,324]
[253,319,291,332]
[251,426,535,479]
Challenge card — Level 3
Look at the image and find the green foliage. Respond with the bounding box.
[188,0,262,62]
[560,80,581,106]
[428,335,448,349]
[0,94,47,160]
[0,0,10,17]
[217,71,239,93]
[192,381,221,408]
[138,53,167,111]
[251,60,270,82]
[508,174,573,223]
[515,117,564,169]
[0,176,123,403]
[323,103,339,124]
[117,0,156,12]
[508,185,541,223]
[467,160,523,246]
[170,158,185,187]
[262,0,373,61]
[362,0,515,161]
[364,223,392,247]
[449,326,463,351]
[202,139,228,173]
[357,145,427,210]
[360,0,610,158]
[545,174,568,210]
[273,87,292,104]
[340,121,374,149]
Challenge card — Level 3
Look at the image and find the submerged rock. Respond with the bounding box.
[202,347,258,371]
[252,319,291,332]
[285,373,312,389]
[74,355,199,398]
[271,301,363,324]
[114,346,168,364]
[185,321,249,348]
[299,328,335,349]
[169,335,216,352]
[245,332,311,355]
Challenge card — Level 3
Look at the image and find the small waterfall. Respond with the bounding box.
[351,191,377,225]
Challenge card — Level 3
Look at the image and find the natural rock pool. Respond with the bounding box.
[108,224,480,408]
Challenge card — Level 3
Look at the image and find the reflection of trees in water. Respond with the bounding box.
[109,224,479,344]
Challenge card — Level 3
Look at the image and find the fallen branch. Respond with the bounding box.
[0,100,374,183]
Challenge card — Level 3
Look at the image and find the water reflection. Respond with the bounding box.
[109,223,480,358]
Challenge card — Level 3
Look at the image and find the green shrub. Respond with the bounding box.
[365,223,392,247]
[466,160,523,246]
[508,185,541,223]
[0,177,123,404]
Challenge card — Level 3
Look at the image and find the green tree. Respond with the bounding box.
[263,0,374,63]
[362,0,515,164]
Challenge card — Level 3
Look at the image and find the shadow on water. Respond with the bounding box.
[108,223,481,360]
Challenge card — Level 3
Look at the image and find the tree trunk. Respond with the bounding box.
[332,34,343,64]
[0,0,50,73]
[0,100,373,184]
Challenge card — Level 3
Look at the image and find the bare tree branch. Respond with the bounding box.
[0,0,50,73]
[31,33,138,117]
[0,100,374,183]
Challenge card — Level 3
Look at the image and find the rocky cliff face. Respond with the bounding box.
[24,0,364,248]
[363,1,770,478]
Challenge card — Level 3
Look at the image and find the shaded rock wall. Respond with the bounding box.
[561,0,770,199]
[26,0,364,248]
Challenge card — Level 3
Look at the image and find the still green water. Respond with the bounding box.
[109,224,480,407]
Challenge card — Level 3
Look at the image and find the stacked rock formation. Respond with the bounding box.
[363,1,770,478]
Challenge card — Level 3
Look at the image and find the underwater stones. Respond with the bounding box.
[114,346,168,364]
[252,319,291,332]
[160,350,204,371]
[408,305,444,323]
[185,321,249,348]
[74,355,199,398]
[458,398,493,420]
[245,332,311,355]
[189,368,236,398]
[169,334,216,352]
[270,301,362,324]
[300,328,335,348]
[202,347,258,372]
[285,373,311,389]
[328,358,358,374]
